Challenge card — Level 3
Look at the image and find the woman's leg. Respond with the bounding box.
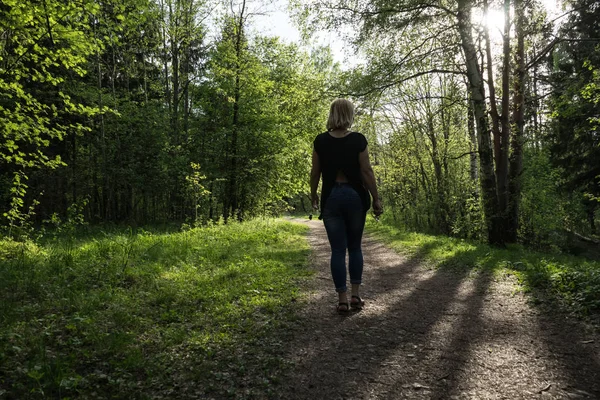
[346,207,366,290]
[323,190,348,294]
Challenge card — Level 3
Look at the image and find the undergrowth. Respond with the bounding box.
[0,219,311,399]
[366,216,600,318]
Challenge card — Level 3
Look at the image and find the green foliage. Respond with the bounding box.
[581,58,600,109]
[0,219,311,398]
[352,75,480,238]
[195,26,333,221]
[450,190,486,240]
[2,171,41,240]
[0,0,339,227]
[0,0,101,170]
[43,198,89,239]
[293,0,597,246]
[0,0,109,233]
[547,0,600,232]
[185,162,211,223]
[519,148,564,245]
[2,0,595,268]
[367,216,600,316]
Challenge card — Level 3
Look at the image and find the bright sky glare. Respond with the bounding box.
[483,0,562,42]
[249,1,349,64]
[249,0,563,64]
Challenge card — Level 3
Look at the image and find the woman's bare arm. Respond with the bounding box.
[359,146,383,215]
[310,150,321,209]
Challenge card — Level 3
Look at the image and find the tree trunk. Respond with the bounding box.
[224,0,246,222]
[94,22,108,221]
[457,0,503,245]
[427,111,448,234]
[532,45,539,148]
[497,0,511,233]
[483,0,502,179]
[508,0,525,242]
[588,204,597,235]
[467,96,478,185]
[71,131,77,205]
[183,1,191,137]
[170,0,180,144]
[161,0,170,117]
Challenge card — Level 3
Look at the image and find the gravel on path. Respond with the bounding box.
[280,219,600,399]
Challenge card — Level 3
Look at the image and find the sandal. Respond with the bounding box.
[350,295,364,310]
[337,302,350,313]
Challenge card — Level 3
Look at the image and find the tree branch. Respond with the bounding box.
[450,151,480,160]
[325,3,457,18]
[342,69,466,97]
[526,37,560,70]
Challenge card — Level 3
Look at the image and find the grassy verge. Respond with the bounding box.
[365,216,600,319]
[0,219,311,399]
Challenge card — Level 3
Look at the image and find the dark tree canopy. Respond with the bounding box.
[548,0,600,231]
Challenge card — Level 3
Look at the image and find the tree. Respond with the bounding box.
[294,0,556,244]
[548,0,600,234]
[0,0,102,230]
[197,11,333,221]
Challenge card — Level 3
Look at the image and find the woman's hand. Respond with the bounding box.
[312,196,319,211]
[373,199,383,217]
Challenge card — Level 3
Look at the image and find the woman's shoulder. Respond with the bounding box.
[314,131,329,141]
[314,131,366,144]
[313,132,330,152]
[349,132,368,149]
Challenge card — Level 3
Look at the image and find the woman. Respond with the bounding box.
[310,98,383,313]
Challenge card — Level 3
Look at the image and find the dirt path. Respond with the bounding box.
[280,219,600,399]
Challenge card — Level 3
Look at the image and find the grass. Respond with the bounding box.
[0,219,311,399]
[4,213,597,398]
[366,216,600,319]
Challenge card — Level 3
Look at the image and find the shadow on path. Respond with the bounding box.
[279,219,600,399]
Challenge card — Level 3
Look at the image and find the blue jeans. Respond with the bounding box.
[322,183,367,293]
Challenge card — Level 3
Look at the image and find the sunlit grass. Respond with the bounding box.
[0,219,311,398]
[366,216,600,317]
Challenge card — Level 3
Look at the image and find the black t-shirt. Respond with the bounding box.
[313,131,370,214]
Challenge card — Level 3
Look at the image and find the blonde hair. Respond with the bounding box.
[326,98,355,131]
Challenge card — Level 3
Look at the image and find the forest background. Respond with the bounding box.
[1,0,600,397]
[1,0,598,248]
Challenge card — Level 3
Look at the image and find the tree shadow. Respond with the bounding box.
[279,223,600,399]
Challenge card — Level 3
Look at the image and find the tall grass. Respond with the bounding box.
[0,219,311,399]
